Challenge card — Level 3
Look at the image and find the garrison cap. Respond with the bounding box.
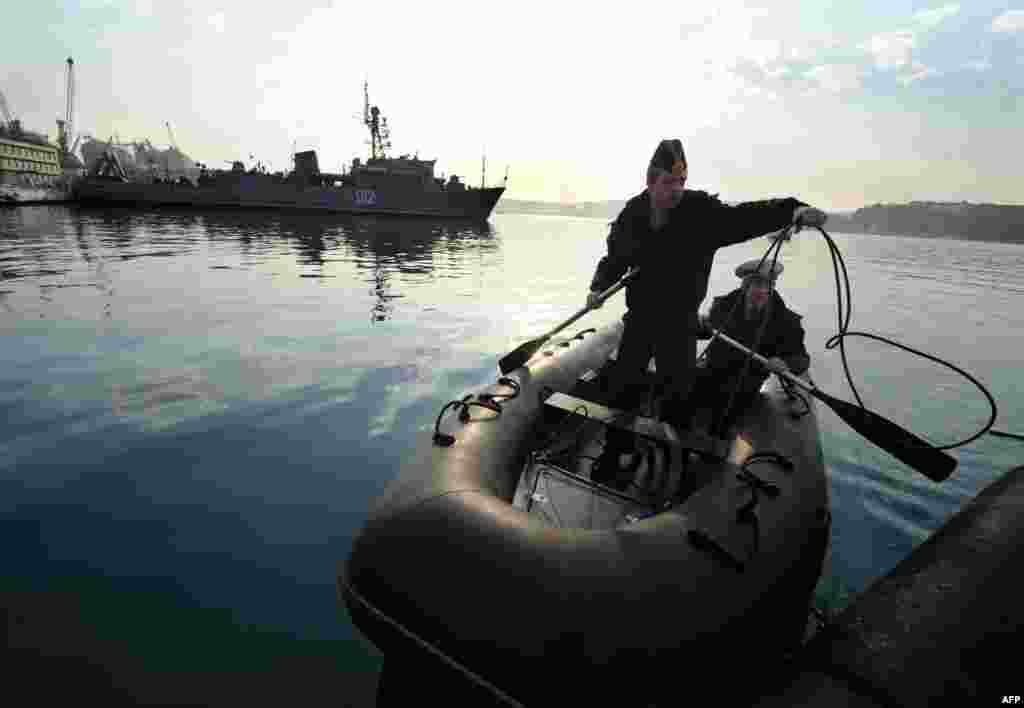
[649,139,687,179]
[736,259,784,281]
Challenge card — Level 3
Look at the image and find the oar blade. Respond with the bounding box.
[816,390,957,482]
[498,336,547,375]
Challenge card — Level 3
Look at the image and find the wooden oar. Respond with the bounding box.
[498,268,639,375]
[708,327,957,483]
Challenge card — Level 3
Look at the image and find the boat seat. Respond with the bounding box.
[543,392,729,460]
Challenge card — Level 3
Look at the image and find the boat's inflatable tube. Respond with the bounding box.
[340,320,831,706]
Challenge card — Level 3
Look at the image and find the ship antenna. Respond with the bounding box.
[363,78,376,160]
[363,77,371,138]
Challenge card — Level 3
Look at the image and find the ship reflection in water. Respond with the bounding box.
[334,215,496,324]
[58,207,498,325]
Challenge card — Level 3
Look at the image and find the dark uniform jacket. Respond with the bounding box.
[589,189,807,332]
[698,288,811,381]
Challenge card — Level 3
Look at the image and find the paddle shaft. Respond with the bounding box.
[497,269,639,374]
[546,268,638,339]
[708,325,957,482]
[707,328,812,393]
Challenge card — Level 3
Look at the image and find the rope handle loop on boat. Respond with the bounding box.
[687,529,746,573]
[742,451,795,474]
[736,469,782,498]
[731,452,794,560]
[432,393,503,447]
[431,326,600,446]
[477,376,520,406]
[432,378,524,446]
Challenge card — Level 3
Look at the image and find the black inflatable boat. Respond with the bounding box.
[340,318,832,706]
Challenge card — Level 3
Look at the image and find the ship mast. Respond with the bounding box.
[362,81,391,161]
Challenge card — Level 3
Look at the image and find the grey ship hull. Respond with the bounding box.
[1,183,73,206]
[73,176,504,220]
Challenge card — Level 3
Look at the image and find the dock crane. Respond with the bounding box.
[165,122,180,153]
[0,86,41,140]
[57,57,77,163]
[0,87,13,128]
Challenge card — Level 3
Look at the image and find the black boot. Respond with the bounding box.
[592,446,643,492]
[591,447,623,487]
[661,398,696,437]
[612,451,644,491]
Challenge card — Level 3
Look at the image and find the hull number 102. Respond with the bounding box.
[355,190,377,207]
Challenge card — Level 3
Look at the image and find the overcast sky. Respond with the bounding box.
[5,1,1023,209]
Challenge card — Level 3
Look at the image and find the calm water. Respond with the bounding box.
[3,205,1023,703]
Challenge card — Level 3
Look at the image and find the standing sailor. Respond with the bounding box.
[586,138,826,487]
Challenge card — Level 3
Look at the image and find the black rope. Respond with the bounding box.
[713,223,1017,451]
[990,429,1024,442]
[808,225,1005,450]
[705,227,790,439]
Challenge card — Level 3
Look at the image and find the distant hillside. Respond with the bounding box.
[828,201,1024,244]
[497,198,1024,244]
[495,199,626,221]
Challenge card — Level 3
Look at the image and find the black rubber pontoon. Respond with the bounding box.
[340,319,831,706]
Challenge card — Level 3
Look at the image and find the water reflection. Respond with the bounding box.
[4,204,1024,699]
[334,215,496,323]
[36,207,501,325]
[340,214,495,275]
[5,206,500,327]
[151,209,499,322]
[370,268,395,322]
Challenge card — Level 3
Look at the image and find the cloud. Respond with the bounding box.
[856,7,961,76]
[991,10,1024,33]
[898,61,940,85]
[805,64,865,92]
[679,10,720,40]
[208,11,226,33]
[727,56,819,98]
[730,58,771,86]
[913,4,960,28]
[859,30,916,70]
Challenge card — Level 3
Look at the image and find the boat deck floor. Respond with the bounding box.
[512,390,737,530]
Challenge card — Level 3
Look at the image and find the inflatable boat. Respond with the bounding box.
[340,318,832,706]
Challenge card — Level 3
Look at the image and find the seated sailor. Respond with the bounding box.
[683,258,811,434]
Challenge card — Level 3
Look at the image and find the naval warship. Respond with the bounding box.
[74,83,505,220]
